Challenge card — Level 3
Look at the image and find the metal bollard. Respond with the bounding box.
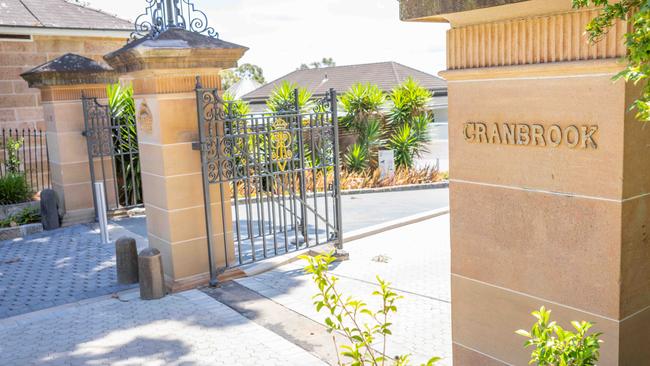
[138,248,165,300]
[115,237,139,284]
[94,182,110,244]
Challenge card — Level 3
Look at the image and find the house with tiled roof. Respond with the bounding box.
[0,0,133,130]
[243,61,448,122]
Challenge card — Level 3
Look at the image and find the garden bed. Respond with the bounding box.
[0,200,39,221]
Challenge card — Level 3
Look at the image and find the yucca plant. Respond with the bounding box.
[386,78,433,167]
[340,83,385,132]
[344,143,369,173]
[387,77,432,130]
[388,124,419,169]
[266,80,313,114]
[223,91,251,117]
[107,83,142,207]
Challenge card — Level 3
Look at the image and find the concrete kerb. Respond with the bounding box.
[341,181,449,196]
[238,206,450,277]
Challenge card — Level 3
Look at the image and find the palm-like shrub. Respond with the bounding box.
[340,83,385,132]
[223,91,251,117]
[266,81,312,114]
[387,78,433,168]
[107,83,142,207]
[340,83,386,170]
[387,77,432,129]
[344,143,369,173]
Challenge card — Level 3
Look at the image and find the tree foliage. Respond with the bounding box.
[220,63,266,90]
[574,0,650,120]
[299,57,337,70]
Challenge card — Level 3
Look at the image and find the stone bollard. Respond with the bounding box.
[138,248,165,300]
[115,237,139,284]
[40,189,60,230]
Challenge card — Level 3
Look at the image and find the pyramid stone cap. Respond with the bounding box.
[104,28,249,73]
[21,53,117,87]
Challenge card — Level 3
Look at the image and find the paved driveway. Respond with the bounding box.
[236,215,452,364]
[0,218,147,319]
[0,188,447,320]
[0,289,324,366]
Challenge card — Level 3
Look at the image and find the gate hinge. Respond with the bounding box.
[191,142,201,151]
[81,131,88,137]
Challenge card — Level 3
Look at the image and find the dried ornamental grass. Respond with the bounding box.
[229,166,443,197]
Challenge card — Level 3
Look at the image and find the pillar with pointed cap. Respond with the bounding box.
[21,53,118,225]
[104,27,247,291]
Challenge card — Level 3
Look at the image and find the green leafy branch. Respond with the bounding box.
[302,252,441,366]
[516,306,603,366]
[574,0,650,120]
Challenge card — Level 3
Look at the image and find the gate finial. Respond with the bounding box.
[132,0,219,41]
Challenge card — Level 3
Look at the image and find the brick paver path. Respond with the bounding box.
[0,289,325,366]
[236,215,452,364]
[0,218,147,319]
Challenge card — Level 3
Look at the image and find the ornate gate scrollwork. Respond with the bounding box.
[196,78,343,285]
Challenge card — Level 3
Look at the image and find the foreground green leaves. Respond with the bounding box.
[517,306,603,366]
[302,252,441,366]
[574,0,650,121]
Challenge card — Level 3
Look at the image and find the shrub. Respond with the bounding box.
[340,83,385,132]
[302,252,441,366]
[344,143,369,173]
[223,92,251,117]
[266,80,313,114]
[0,206,40,228]
[516,306,603,366]
[107,83,142,207]
[0,174,33,205]
[5,137,23,174]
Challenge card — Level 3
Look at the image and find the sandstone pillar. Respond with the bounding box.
[400,1,650,364]
[21,54,117,226]
[104,28,247,291]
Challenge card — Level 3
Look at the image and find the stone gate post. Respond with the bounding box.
[104,28,247,291]
[400,0,650,364]
[21,54,117,226]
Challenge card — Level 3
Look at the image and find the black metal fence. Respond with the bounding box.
[0,128,51,192]
[196,85,343,283]
[82,97,143,215]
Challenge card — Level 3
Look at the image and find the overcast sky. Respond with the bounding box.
[85,0,449,81]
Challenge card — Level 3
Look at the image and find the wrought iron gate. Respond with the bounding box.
[82,97,143,216]
[196,80,343,280]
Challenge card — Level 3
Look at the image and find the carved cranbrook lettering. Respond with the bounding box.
[547,125,562,147]
[531,125,546,147]
[462,122,598,149]
[503,123,516,145]
[489,123,502,144]
[463,123,475,142]
[516,124,531,145]
[476,123,488,143]
[564,125,580,148]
